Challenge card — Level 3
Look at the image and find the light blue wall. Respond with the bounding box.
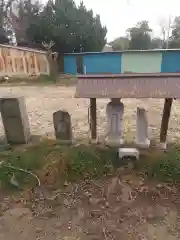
[64,55,77,74]
[63,51,180,75]
[161,52,180,73]
[121,52,162,73]
[82,53,121,74]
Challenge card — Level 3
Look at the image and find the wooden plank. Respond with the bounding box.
[76,55,83,74]
[77,73,180,78]
[160,98,173,144]
[75,75,180,99]
[58,55,64,73]
[90,98,97,140]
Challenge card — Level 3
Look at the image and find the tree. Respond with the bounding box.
[11,0,42,47]
[76,2,107,52]
[0,0,14,44]
[127,20,152,50]
[110,37,129,51]
[0,28,9,44]
[25,0,107,52]
[169,16,180,48]
[151,38,164,49]
[156,17,172,49]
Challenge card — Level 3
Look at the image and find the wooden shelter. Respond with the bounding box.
[75,73,180,145]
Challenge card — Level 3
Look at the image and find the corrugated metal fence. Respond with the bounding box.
[0,44,50,77]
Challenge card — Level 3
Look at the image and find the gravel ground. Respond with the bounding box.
[0,176,180,240]
[0,85,179,143]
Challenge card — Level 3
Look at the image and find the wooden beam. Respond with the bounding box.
[76,55,83,74]
[90,98,97,140]
[160,98,173,144]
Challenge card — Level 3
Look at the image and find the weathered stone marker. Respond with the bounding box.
[106,98,124,146]
[136,107,150,148]
[53,110,72,143]
[0,96,30,144]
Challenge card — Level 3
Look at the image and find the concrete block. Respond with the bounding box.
[118,148,139,160]
[158,142,167,150]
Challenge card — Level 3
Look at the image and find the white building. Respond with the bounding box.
[102,44,113,52]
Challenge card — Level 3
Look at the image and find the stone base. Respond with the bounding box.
[158,142,167,150]
[57,139,72,145]
[118,148,139,160]
[135,139,150,148]
[90,138,98,144]
[106,137,124,147]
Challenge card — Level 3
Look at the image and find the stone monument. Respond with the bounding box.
[136,107,150,148]
[0,96,30,144]
[106,98,124,146]
[53,110,72,143]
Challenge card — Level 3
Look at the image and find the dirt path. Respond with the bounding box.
[0,175,180,240]
[0,85,179,142]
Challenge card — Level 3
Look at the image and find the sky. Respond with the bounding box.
[75,0,180,42]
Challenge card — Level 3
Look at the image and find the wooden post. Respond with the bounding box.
[160,98,173,147]
[90,98,97,140]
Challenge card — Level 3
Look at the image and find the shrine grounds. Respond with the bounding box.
[0,85,179,142]
[1,84,180,239]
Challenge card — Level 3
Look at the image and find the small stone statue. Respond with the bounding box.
[53,110,72,143]
[106,98,124,146]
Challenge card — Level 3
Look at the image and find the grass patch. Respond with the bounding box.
[37,74,57,84]
[2,140,180,192]
[0,141,115,191]
[62,145,115,181]
[0,141,53,190]
[3,74,76,86]
[137,144,180,184]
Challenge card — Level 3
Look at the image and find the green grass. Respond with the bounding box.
[62,145,115,181]
[4,74,77,86]
[2,140,180,192]
[0,142,52,190]
[137,144,180,184]
[0,141,116,191]
[37,74,57,84]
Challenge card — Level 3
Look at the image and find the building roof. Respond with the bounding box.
[64,48,180,55]
[75,73,180,99]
